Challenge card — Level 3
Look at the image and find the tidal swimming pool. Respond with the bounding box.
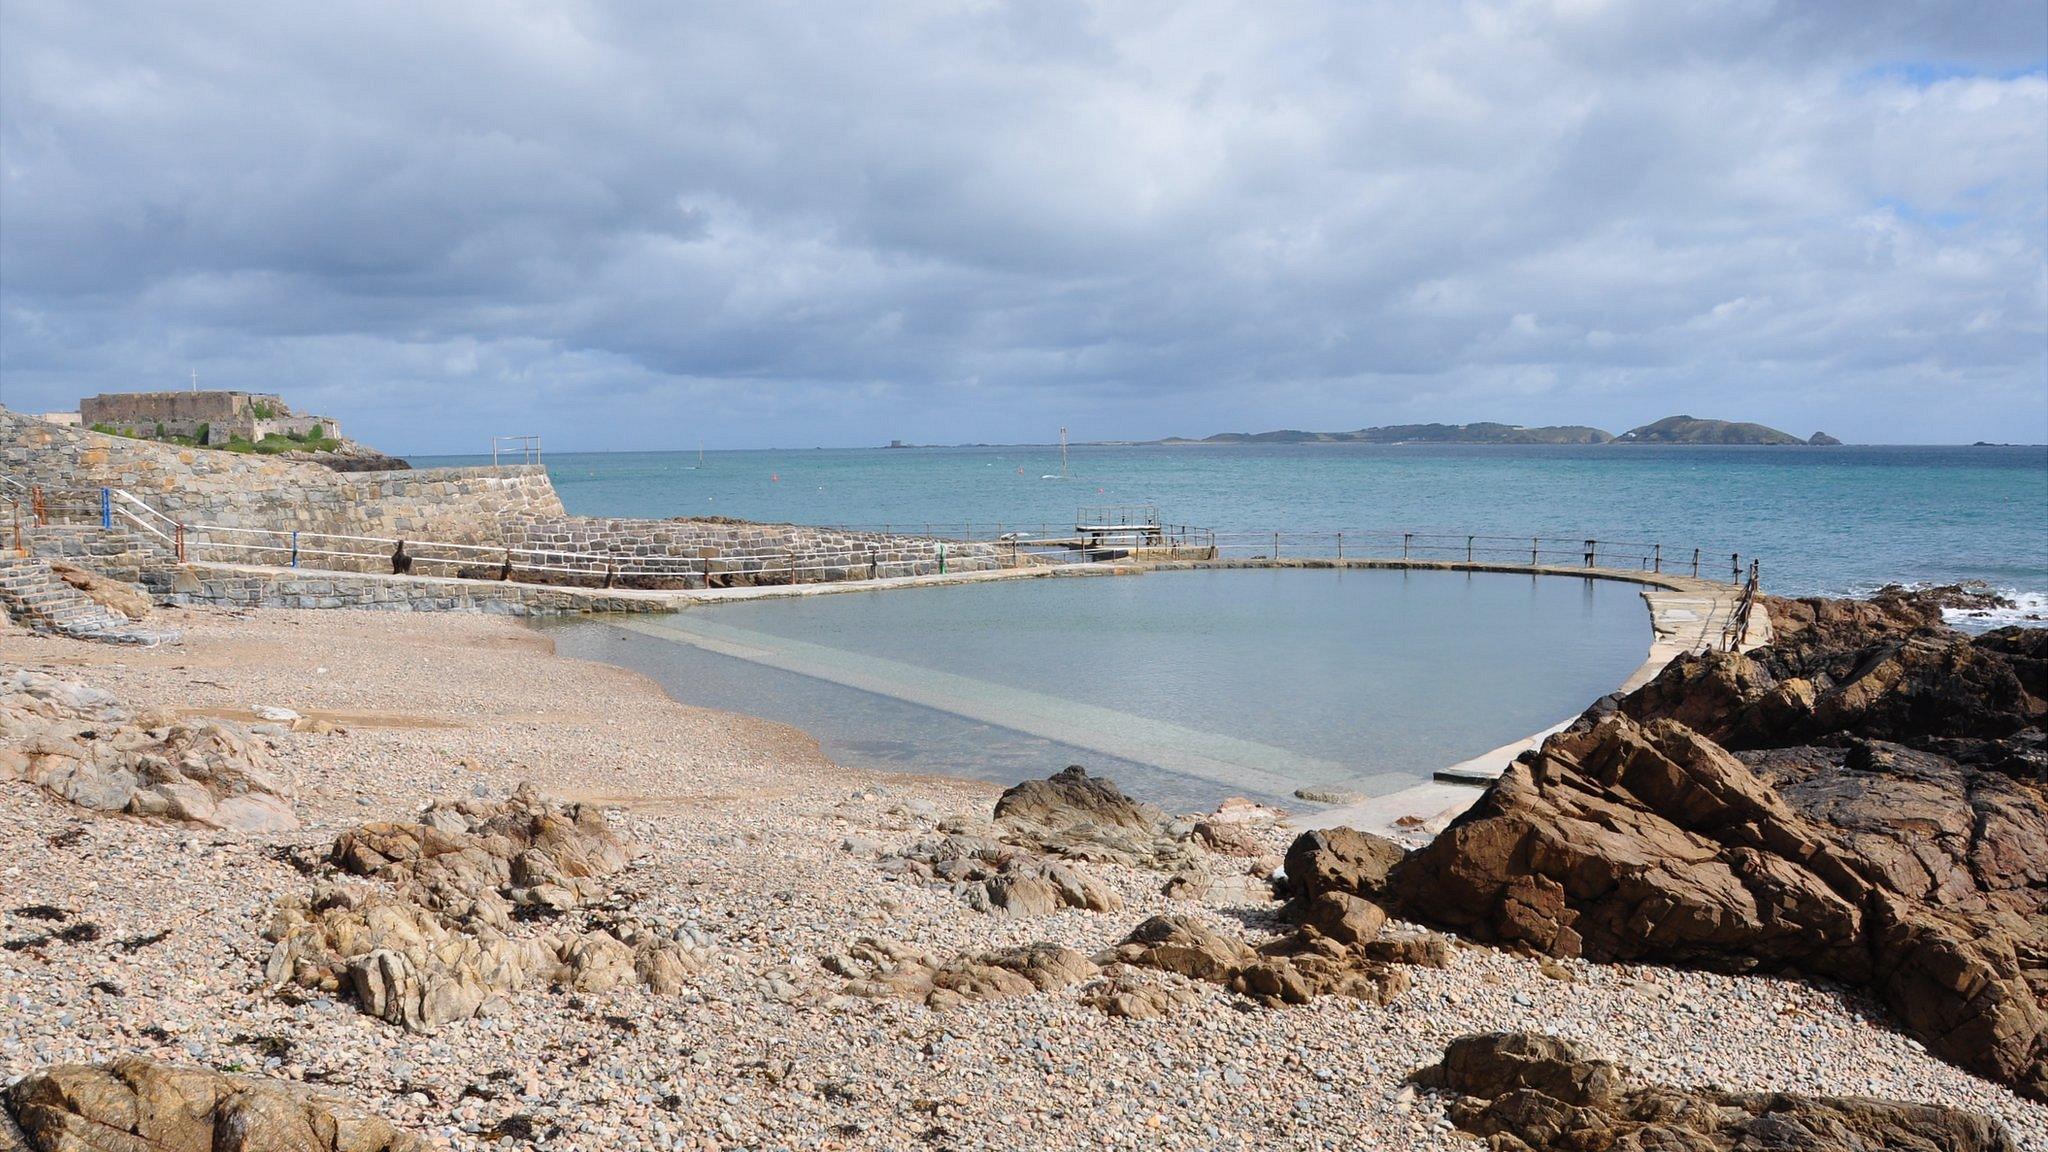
[545,568,1651,811]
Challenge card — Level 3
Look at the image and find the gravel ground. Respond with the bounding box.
[4,605,2044,1150]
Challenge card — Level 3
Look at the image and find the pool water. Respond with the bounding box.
[545,568,1650,811]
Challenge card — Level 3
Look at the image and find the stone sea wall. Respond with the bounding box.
[2,407,561,542]
[511,517,1004,582]
[5,406,1000,598]
[145,564,682,616]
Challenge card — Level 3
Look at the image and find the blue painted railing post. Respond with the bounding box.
[100,488,111,529]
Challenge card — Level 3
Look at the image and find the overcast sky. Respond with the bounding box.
[2,2,2044,451]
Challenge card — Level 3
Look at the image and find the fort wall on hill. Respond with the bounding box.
[3,407,1003,599]
[2,407,561,540]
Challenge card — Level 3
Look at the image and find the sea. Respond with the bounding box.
[419,442,2048,616]
[415,441,2046,805]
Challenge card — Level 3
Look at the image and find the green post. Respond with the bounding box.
[938,542,946,574]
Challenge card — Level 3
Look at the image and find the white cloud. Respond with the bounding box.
[0,0,2042,449]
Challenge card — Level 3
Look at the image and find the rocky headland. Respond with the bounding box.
[1294,586,2048,1109]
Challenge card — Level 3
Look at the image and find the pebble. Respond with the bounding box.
[2,606,2043,1151]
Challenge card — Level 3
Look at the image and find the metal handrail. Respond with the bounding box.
[1721,560,1762,649]
[23,484,1760,591]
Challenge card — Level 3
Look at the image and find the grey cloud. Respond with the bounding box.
[1,0,2043,450]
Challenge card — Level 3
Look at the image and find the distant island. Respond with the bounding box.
[1157,415,1841,447]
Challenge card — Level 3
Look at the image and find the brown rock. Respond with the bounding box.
[0,669,297,832]
[991,766,1199,869]
[47,562,153,621]
[4,1057,422,1152]
[1105,913,1410,1008]
[1299,891,1387,945]
[264,788,703,1031]
[1282,826,1405,900]
[828,937,1094,1009]
[1415,1031,2017,1152]
[1079,970,1202,1019]
[887,833,1122,917]
[1383,594,2048,1101]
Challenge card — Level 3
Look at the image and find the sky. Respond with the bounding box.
[2,2,2045,452]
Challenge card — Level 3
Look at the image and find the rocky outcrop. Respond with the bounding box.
[1414,1032,2016,1151]
[1360,593,2048,1100]
[46,561,152,621]
[328,786,635,928]
[825,936,1095,1010]
[0,667,297,831]
[1282,826,1405,900]
[3,1057,422,1152]
[992,765,1201,869]
[265,787,707,1032]
[1104,913,1411,1009]
[875,767,1285,915]
[877,832,1123,917]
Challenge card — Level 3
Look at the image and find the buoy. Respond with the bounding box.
[771,473,780,482]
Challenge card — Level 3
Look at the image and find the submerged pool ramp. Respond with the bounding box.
[603,556,1769,833]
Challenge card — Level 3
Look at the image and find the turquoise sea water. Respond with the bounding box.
[420,443,2048,603]
[466,441,2042,807]
[545,568,1649,809]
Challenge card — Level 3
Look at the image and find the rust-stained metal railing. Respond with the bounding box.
[1721,559,1762,650]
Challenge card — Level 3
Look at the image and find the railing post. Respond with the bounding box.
[1335,532,1343,562]
[1692,548,1700,577]
[938,542,946,575]
[1653,544,1661,573]
[1273,531,1280,559]
[1467,535,1474,564]
[100,488,111,529]
[1583,538,1596,568]
[175,523,185,563]
[1402,532,1411,561]
[1531,537,1539,566]
[290,531,299,568]
[1732,552,1740,580]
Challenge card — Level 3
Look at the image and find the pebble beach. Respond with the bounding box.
[5,605,2044,1150]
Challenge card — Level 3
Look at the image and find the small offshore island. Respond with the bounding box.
[1,399,2044,1151]
[1159,414,1842,446]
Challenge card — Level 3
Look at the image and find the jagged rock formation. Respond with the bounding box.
[1335,592,2048,1100]
[825,937,1097,1010]
[265,786,707,1032]
[1,667,296,831]
[1103,913,1411,1008]
[3,1057,422,1152]
[992,765,1202,869]
[877,832,1123,917]
[1414,1032,2016,1151]
[46,561,153,621]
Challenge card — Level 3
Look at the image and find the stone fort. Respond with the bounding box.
[77,390,340,446]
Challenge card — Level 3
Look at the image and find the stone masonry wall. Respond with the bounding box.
[511,517,1004,584]
[5,407,998,593]
[145,564,681,617]
[2,407,562,547]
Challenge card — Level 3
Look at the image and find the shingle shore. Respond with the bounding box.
[3,607,2042,1150]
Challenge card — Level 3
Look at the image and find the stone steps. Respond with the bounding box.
[0,554,178,645]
